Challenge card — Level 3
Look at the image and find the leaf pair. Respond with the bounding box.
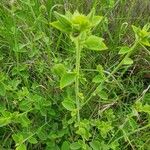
[50,12,72,33]
[118,46,134,65]
[92,65,106,83]
[50,9,103,35]
[84,35,107,51]
[51,10,108,51]
[132,24,150,47]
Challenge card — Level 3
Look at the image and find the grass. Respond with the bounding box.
[0,0,150,150]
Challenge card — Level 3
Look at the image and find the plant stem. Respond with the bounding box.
[109,40,138,76]
[75,37,81,123]
[82,40,139,107]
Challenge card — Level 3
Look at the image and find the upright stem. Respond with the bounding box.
[82,40,139,107]
[75,37,81,123]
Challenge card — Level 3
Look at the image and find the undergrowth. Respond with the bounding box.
[0,0,150,150]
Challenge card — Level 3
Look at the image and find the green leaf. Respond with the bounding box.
[119,46,131,54]
[92,74,104,83]
[54,11,72,28]
[9,79,21,91]
[87,8,95,21]
[93,65,106,83]
[19,100,32,111]
[110,141,120,150]
[12,133,24,144]
[135,102,150,114]
[50,11,72,33]
[141,38,150,47]
[132,25,140,34]
[72,12,90,31]
[70,142,81,150]
[132,24,150,45]
[84,35,107,51]
[57,129,68,138]
[0,117,11,127]
[143,23,150,31]
[132,25,141,39]
[28,137,38,144]
[60,72,76,89]
[76,127,91,140]
[123,57,133,65]
[61,141,70,150]
[37,128,48,140]
[0,82,6,96]
[97,121,113,138]
[0,105,6,113]
[50,21,71,33]
[90,140,101,150]
[17,114,31,127]
[142,104,150,114]
[87,8,103,27]
[62,98,75,111]
[97,64,105,76]
[16,144,26,150]
[143,93,150,103]
[52,63,66,77]
[65,11,73,20]
[98,90,108,100]
[92,16,103,27]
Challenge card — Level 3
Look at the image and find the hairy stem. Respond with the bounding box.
[75,37,81,123]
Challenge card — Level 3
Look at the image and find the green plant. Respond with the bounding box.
[51,8,150,149]
[51,9,107,124]
[0,0,150,149]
